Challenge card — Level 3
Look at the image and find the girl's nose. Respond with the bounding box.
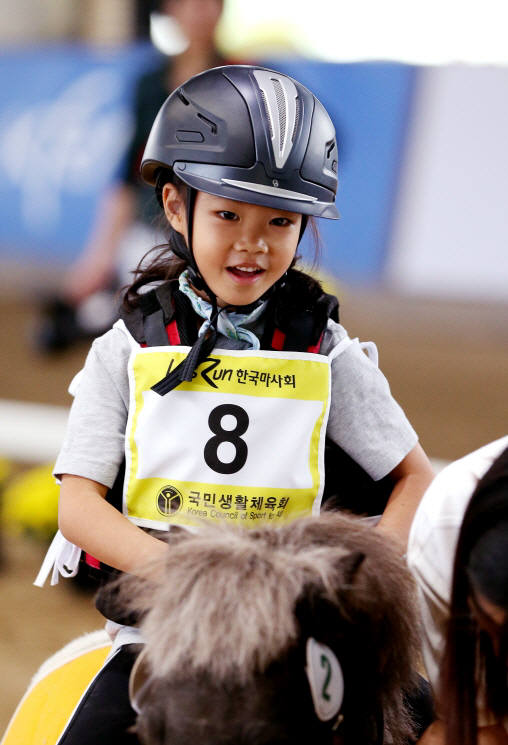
[234,235,268,253]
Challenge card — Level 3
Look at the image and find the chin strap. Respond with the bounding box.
[153,184,222,395]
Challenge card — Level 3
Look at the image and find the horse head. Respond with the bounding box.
[114,511,420,745]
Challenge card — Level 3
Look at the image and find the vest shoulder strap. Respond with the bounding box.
[120,281,198,347]
[262,269,339,352]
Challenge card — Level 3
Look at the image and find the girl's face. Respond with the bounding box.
[164,187,302,306]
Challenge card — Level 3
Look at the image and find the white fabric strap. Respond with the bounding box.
[33,530,82,587]
[359,340,379,366]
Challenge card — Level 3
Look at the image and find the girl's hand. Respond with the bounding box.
[58,474,168,578]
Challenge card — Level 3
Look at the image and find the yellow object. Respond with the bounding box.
[0,456,11,487]
[1,464,59,540]
[1,636,111,745]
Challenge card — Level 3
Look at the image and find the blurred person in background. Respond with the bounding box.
[408,436,508,745]
[39,0,225,351]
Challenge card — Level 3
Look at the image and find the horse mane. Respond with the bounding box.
[114,511,420,745]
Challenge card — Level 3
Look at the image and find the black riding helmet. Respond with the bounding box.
[141,64,339,218]
[141,65,340,393]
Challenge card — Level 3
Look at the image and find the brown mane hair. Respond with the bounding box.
[114,512,420,745]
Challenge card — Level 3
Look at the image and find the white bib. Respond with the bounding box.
[121,324,332,530]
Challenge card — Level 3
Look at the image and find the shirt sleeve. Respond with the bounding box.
[53,327,131,488]
[323,320,418,480]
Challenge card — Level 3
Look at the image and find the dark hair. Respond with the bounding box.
[440,444,508,745]
[121,238,187,311]
[121,173,324,311]
[121,172,186,310]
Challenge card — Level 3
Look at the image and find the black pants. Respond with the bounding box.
[57,643,141,745]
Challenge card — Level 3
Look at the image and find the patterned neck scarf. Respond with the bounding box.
[178,270,266,350]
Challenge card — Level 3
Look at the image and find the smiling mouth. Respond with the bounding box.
[227,266,265,279]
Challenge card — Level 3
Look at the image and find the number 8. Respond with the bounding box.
[204,404,249,474]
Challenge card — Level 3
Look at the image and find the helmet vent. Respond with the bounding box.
[259,90,274,139]
[253,69,299,170]
[271,78,287,153]
[197,112,217,134]
[292,96,301,142]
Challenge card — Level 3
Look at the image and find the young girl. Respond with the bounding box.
[42,65,433,743]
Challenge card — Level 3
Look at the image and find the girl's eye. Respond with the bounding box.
[270,217,292,227]
[218,211,238,221]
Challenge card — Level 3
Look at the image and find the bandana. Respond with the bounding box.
[178,270,266,350]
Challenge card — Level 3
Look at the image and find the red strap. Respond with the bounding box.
[307,332,324,354]
[140,319,180,348]
[85,553,100,569]
[167,319,181,345]
[271,328,323,353]
[271,328,286,350]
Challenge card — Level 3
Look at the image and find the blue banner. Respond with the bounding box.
[0,43,159,262]
[0,47,415,284]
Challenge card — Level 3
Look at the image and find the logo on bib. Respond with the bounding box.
[156,485,183,516]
